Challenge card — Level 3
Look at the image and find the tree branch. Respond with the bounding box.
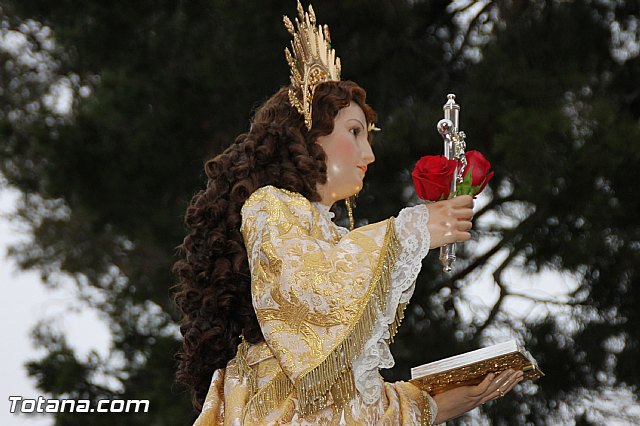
[472,193,517,222]
[449,0,496,65]
[473,246,518,336]
[449,0,483,15]
[431,205,543,292]
[506,291,585,308]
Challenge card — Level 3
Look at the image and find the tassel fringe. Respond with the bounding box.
[236,337,257,396]
[296,218,401,415]
[387,302,408,344]
[243,371,293,422]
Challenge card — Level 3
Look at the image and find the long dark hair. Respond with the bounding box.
[173,80,377,410]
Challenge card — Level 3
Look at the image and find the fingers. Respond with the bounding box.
[453,208,474,220]
[449,194,474,208]
[488,369,515,394]
[441,197,473,218]
[444,197,473,224]
[486,369,524,402]
[455,218,473,242]
[458,220,473,231]
[500,371,522,395]
[473,370,510,398]
[456,230,472,242]
[473,372,495,395]
[451,199,473,242]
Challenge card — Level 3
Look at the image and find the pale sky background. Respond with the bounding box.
[1,184,111,426]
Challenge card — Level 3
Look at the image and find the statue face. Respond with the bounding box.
[315,103,375,206]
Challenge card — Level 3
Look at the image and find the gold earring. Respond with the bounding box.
[345,196,355,231]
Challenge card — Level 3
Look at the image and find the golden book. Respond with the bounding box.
[410,340,544,394]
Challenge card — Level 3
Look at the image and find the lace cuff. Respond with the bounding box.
[352,204,431,404]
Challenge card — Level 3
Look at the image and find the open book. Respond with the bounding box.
[410,340,544,394]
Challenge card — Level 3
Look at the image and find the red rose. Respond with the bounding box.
[411,155,457,201]
[463,150,494,193]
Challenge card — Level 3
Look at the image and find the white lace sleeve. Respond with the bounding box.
[352,204,431,405]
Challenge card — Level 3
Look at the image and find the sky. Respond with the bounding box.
[1,185,111,426]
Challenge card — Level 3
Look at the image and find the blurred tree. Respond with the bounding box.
[386,1,640,424]
[1,0,638,424]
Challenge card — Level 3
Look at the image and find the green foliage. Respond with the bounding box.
[1,0,639,424]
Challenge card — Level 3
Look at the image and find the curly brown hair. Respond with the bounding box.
[173,80,377,410]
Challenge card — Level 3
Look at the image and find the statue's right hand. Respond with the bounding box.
[425,195,474,249]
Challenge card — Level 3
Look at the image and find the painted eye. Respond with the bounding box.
[350,127,361,137]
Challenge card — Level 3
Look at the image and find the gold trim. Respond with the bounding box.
[242,371,294,424]
[295,218,401,415]
[420,393,433,426]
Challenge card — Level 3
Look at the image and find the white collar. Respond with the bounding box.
[312,202,335,220]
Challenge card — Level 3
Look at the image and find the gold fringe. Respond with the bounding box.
[242,371,293,423]
[236,336,257,396]
[387,302,408,344]
[296,218,401,416]
[329,365,356,410]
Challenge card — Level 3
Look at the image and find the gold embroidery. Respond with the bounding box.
[257,286,349,361]
[246,341,275,366]
[255,358,281,387]
[260,240,282,277]
[265,331,298,369]
[241,186,412,419]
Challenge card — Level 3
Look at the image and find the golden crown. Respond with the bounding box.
[283,1,341,129]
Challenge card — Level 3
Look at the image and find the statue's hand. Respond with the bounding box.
[425,195,474,249]
[432,369,523,423]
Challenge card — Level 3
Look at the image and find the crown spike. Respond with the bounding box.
[283,16,295,35]
[296,0,304,18]
[308,4,316,25]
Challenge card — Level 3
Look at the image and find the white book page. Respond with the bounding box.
[411,340,522,379]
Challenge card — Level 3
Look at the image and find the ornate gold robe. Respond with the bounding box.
[193,186,437,425]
